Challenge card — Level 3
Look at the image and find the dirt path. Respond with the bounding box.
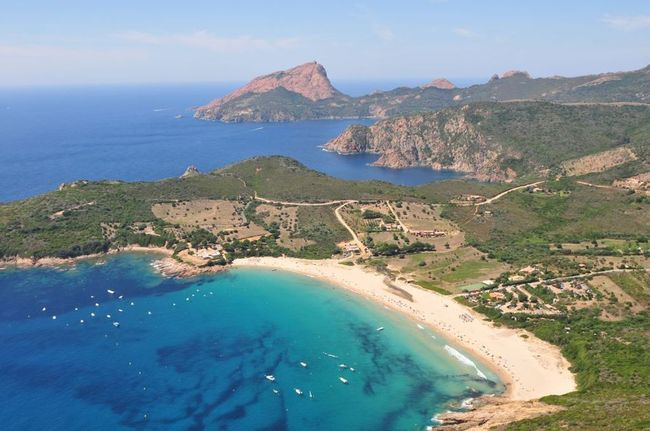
[478,181,545,206]
[385,201,410,233]
[576,180,616,190]
[254,192,350,207]
[334,201,370,257]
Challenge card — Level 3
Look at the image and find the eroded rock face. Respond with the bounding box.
[195,62,342,121]
[422,78,456,90]
[324,106,521,181]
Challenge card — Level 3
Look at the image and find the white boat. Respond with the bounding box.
[417,324,425,330]
[350,367,355,372]
[112,321,120,327]
[309,391,313,398]
[294,388,303,396]
[265,375,276,382]
[272,389,279,394]
[175,114,184,119]
[376,326,384,332]
[323,352,339,358]
[339,363,348,369]
[300,362,308,368]
[107,289,115,295]
[339,377,348,384]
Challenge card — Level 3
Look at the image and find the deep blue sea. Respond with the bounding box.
[0,84,492,430]
[0,253,502,431]
[0,84,460,202]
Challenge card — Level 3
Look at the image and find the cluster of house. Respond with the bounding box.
[195,245,224,260]
[413,230,446,238]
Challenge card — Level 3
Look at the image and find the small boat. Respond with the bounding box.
[350,367,355,372]
[309,391,313,399]
[106,314,111,319]
[107,289,115,295]
[417,324,425,330]
[52,315,57,320]
[376,326,384,332]
[339,377,348,384]
[265,375,276,382]
[112,321,120,328]
[41,307,47,312]
[90,312,96,317]
[118,295,124,299]
[175,114,184,119]
[272,389,279,394]
[339,363,348,369]
[294,388,303,396]
[323,352,339,358]
[300,362,308,368]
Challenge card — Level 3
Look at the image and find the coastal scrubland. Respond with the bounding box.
[1,155,649,429]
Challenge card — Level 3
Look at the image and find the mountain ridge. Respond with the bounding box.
[194,63,650,122]
[324,102,650,181]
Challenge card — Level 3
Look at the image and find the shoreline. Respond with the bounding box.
[0,246,226,278]
[231,256,576,402]
[2,249,576,425]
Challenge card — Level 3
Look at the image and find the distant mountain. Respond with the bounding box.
[324,102,650,181]
[195,62,351,122]
[422,78,456,90]
[194,63,650,123]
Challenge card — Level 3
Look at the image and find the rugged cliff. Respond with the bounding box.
[195,62,650,123]
[324,102,650,180]
[194,62,350,122]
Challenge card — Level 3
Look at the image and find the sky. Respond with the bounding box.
[1,0,650,87]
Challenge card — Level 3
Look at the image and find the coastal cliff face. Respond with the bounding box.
[194,62,348,122]
[324,102,650,181]
[194,62,650,123]
[325,106,520,181]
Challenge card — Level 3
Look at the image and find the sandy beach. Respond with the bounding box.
[232,256,576,402]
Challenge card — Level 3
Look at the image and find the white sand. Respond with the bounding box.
[232,256,576,401]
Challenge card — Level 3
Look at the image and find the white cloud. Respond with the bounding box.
[116,30,301,52]
[453,27,479,39]
[602,15,650,31]
[372,24,395,42]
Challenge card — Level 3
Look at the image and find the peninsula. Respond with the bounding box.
[194,62,650,123]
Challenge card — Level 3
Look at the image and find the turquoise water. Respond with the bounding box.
[0,254,501,430]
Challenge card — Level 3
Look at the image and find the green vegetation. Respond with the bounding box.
[449,179,650,268]
[415,280,452,295]
[498,312,649,430]
[197,63,650,122]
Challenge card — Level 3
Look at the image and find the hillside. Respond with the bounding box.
[324,102,650,181]
[194,63,650,122]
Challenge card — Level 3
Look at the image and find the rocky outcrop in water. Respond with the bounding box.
[194,62,347,122]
